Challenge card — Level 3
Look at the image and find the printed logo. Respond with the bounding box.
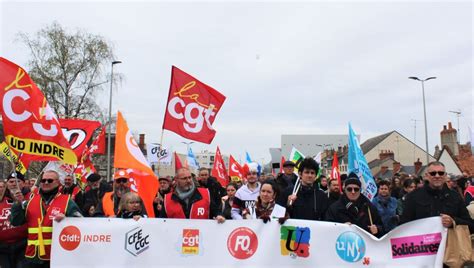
[125,227,150,257]
[335,231,366,262]
[280,226,310,258]
[182,229,200,255]
[58,225,111,251]
[0,208,10,220]
[390,232,441,259]
[227,227,258,260]
[49,207,61,220]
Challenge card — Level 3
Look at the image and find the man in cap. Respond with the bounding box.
[94,169,134,217]
[153,176,173,216]
[10,170,82,267]
[326,172,384,237]
[6,172,30,201]
[160,167,225,222]
[275,161,298,206]
[77,173,112,217]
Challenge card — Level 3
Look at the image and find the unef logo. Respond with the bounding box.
[59,225,112,251]
[335,231,366,262]
[227,227,258,260]
[125,227,150,257]
[182,229,199,255]
[280,226,310,258]
[59,226,81,251]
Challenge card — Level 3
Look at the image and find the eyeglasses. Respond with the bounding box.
[179,176,193,181]
[116,178,128,184]
[428,171,446,176]
[40,179,55,184]
[345,187,360,193]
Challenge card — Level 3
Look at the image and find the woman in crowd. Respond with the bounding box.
[117,192,147,221]
[390,176,402,199]
[222,183,238,219]
[397,178,416,216]
[242,180,287,222]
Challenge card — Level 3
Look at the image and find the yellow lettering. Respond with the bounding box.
[4,68,33,91]
[173,81,217,111]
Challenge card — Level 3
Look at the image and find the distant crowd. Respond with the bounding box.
[0,158,473,268]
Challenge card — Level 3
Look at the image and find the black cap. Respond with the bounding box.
[86,173,101,182]
[7,172,25,181]
[283,161,296,167]
[344,172,361,188]
[158,176,171,182]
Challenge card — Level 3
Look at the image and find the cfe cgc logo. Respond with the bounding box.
[182,229,200,255]
[59,225,111,251]
[125,227,150,257]
[227,227,258,260]
[335,231,366,263]
[280,226,310,258]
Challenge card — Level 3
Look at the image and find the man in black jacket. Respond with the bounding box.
[400,161,473,233]
[196,167,225,206]
[326,173,384,237]
[282,157,329,221]
[275,161,298,206]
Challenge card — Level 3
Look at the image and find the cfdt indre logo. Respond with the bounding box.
[125,227,150,257]
[59,225,112,251]
[335,231,366,263]
[227,227,258,260]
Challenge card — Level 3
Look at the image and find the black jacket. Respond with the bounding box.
[275,173,298,205]
[78,182,113,216]
[282,182,329,221]
[197,177,226,206]
[326,194,385,238]
[400,184,474,233]
[159,188,222,219]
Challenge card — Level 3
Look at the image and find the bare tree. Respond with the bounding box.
[18,22,120,120]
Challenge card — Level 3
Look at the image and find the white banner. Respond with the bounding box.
[52,217,446,267]
[146,143,171,165]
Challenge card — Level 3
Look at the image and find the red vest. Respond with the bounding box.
[164,188,210,219]
[25,193,69,260]
[0,198,27,243]
[465,185,474,198]
[102,192,116,217]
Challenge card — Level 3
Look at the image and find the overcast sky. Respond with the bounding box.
[1,0,472,164]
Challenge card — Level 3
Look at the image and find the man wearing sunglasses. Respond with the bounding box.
[400,161,473,233]
[326,172,384,237]
[10,170,82,267]
[94,169,135,217]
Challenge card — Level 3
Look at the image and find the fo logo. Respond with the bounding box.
[227,227,258,260]
[125,227,150,257]
[280,226,310,258]
[182,229,200,255]
[59,226,81,251]
[335,231,366,262]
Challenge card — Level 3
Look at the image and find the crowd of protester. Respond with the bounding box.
[0,158,473,267]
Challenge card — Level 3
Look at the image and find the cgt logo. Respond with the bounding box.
[182,229,200,255]
[335,231,366,263]
[227,227,258,260]
[280,226,310,258]
[125,227,150,257]
[59,225,112,251]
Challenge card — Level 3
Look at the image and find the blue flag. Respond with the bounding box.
[187,147,200,169]
[348,123,377,201]
[245,151,253,163]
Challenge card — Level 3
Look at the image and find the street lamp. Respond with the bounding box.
[409,76,436,165]
[182,141,195,153]
[106,60,122,182]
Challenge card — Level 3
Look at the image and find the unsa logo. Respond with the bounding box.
[59,225,81,251]
[227,227,258,260]
[335,231,366,262]
[125,227,150,257]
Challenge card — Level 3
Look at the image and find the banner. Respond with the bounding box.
[0,57,77,165]
[146,143,171,165]
[162,66,226,144]
[0,141,28,174]
[348,123,377,200]
[59,118,101,157]
[211,146,228,186]
[52,217,446,267]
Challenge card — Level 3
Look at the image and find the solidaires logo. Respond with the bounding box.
[280,226,310,258]
[335,231,366,262]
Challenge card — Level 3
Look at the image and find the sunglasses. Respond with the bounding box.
[116,178,128,184]
[428,171,446,176]
[40,179,55,184]
[345,187,360,193]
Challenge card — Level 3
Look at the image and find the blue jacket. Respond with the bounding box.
[373,195,398,232]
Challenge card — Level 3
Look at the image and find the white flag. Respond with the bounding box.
[146,143,172,166]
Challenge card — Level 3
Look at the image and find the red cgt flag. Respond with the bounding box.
[280,156,286,173]
[228,154,243,182]
[211,146,228,187]
[331,151,342,193]
[162,66,226,144]
[59,118,101,158]
[174,152,184,172]
[0,57,77,165]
